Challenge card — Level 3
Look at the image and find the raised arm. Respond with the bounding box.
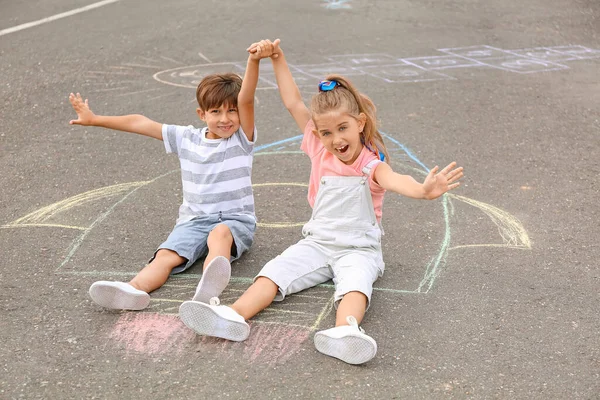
[237,55,258,141]
[264,41,310,132]
[374,161,464,200]
[238,39,279,141]
[69,93,163,140]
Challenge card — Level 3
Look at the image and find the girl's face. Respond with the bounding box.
[313,111,366,165]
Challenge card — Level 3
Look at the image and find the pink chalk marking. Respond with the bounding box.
[109,313,311,364]
[243,324,311,364]
[109,313,195,355]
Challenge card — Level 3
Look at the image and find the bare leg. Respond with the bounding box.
[335,291,368,326]
[129,249,185,293]
[203,224,234,269]
[231,277,279,320]
[314,291,376,364]
[178,277,278,341]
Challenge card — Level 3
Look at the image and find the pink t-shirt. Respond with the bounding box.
[301,120,386,223]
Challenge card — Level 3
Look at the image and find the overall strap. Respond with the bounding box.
[361,159,381,178]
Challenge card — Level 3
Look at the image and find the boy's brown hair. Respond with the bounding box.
[195,73,243,111]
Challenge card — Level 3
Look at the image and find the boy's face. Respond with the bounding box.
[197,103,240,139]
[312,110,366,165]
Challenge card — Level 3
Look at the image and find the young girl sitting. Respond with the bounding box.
[178,39,464,365]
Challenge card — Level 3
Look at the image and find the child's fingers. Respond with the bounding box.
[440,161,457,175]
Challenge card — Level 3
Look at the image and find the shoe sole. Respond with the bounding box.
[314,331,377,365]
[179,301,249,341]
[89,282,150,310]
[192,257,231,303]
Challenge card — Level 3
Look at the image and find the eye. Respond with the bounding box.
[339,126,347,131]
[228,108,237,113]
[210,109,219,114]
[321,131,331,137]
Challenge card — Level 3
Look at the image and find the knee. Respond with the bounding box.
[155,249,185,263]
[207,224,233,245]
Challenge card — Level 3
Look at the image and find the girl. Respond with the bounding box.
[178,40,464,365]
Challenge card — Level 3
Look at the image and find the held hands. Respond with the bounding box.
[422,162,464,200]
[69,93,95,126]
[247,38,281,60]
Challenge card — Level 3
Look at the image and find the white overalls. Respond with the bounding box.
[257,160,385,308]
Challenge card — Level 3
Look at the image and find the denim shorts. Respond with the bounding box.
[150,213,256,274]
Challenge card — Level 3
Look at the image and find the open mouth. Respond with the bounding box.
[336,144,349,154]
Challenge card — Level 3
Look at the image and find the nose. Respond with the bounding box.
[332,133,343,146]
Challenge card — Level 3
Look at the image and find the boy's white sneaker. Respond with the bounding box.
[192,256,231,303]
[314,316,377,365]
[179,297,249,341]
[88,281,150,310]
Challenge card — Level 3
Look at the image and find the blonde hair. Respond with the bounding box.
[195,73,242,111]
[310,74,389,162]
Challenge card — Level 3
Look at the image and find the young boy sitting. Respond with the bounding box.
[68,40,278,311]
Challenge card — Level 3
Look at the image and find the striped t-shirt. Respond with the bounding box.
[162,124,256,225]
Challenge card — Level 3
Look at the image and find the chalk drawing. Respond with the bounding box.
[3,45,550,359]
[3,132,530,296]
[144,44,599,91]
[322,0,352,9]
[78,44,597,99]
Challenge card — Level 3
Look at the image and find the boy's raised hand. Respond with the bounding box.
[247,39,281,60]
[422,162,464,200]
[69,92,95,126]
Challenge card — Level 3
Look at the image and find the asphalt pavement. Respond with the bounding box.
[1,0,599,398]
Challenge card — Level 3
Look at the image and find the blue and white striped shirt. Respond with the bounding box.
[162,124,256,225]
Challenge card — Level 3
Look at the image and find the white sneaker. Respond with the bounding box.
[88,281,150,310]
[192,256,231,303]
[179,297,249,341]
[314,316,377,364]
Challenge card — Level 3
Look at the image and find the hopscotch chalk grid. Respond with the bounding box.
[150,44,600,91]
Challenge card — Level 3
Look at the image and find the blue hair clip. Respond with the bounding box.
[318,80,339,92]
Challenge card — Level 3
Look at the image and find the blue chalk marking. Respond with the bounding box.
[255,135,303,152]
[322,0,352,9]
[380,131,430,172]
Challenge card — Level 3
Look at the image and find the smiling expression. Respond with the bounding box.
[313,111,366,165]
[197,103,240,139]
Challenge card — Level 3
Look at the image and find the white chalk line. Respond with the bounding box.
[0,0,120,37]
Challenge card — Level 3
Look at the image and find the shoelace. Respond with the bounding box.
[209,297,220,306]
[346,315,366,333]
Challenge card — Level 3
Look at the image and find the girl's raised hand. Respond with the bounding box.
[422,162,464,200]
[69,93,95,126]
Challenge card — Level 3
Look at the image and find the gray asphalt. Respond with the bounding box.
[1,0,599,399]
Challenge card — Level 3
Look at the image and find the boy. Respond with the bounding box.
[69,40,278,311]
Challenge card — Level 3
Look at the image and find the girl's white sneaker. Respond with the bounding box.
[88,281,150,310]
[314,316,377,365]
[179,297,249,341]
[192,256,231,303]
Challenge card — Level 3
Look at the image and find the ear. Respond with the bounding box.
[197,108,206,121]
[357,113,367,132]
